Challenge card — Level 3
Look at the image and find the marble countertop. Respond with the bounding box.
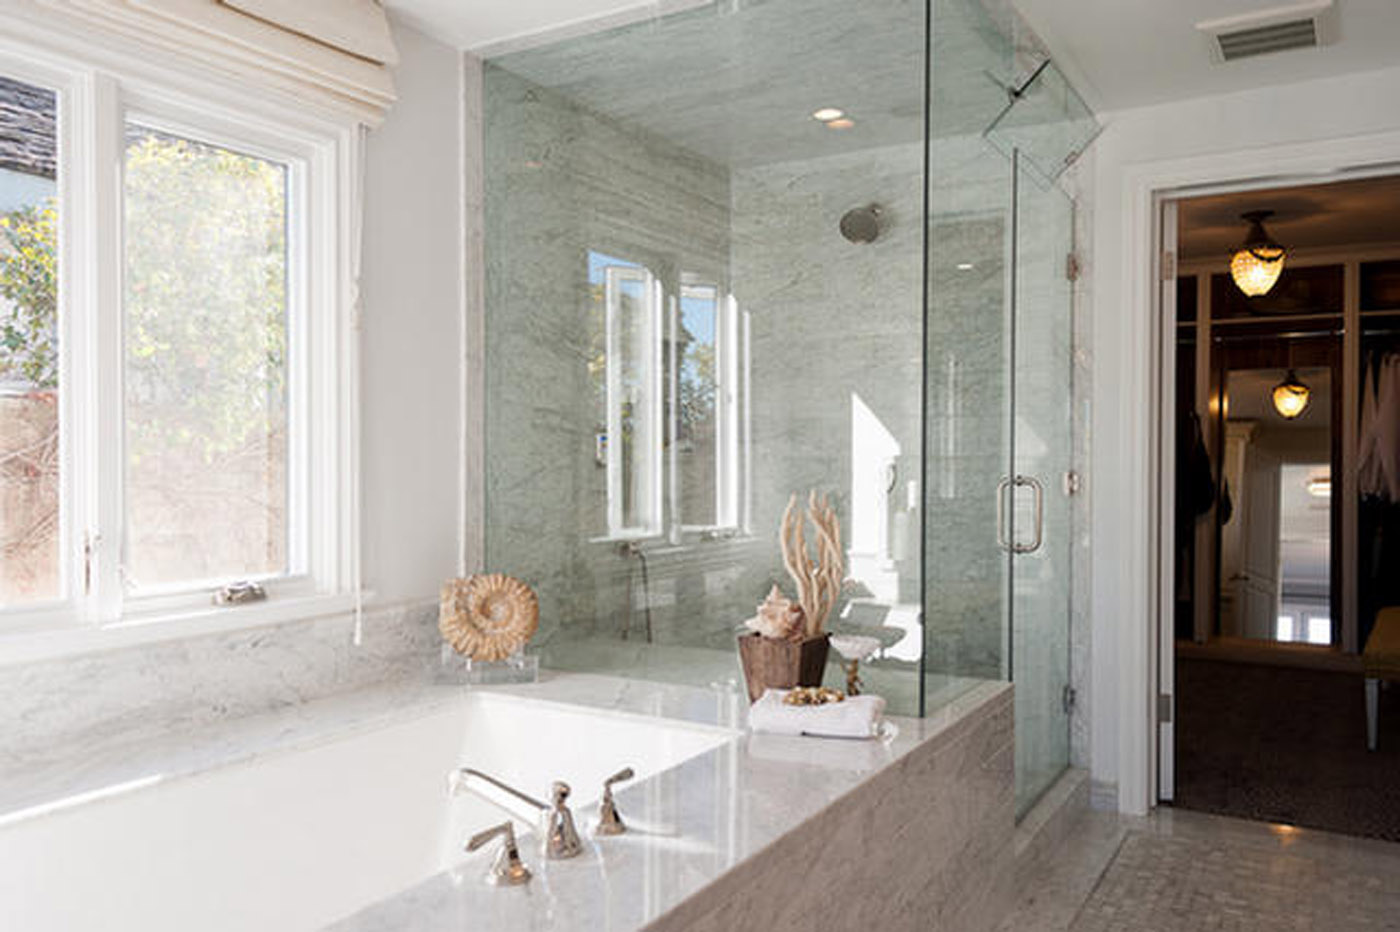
[0,670,1007,931]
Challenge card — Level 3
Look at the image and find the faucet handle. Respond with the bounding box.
[466,820,531,886]
[595,767,636,836]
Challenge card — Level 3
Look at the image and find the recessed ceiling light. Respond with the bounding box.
[826,118,856,130]
[956,262,975,271]
[812,107,844,122]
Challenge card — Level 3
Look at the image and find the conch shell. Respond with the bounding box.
[744,584,806,641]
[439,574,539,661]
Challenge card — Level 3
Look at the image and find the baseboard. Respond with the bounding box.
[1089,778,1119,812]
[1015,767,1090,867]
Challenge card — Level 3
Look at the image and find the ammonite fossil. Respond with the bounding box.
[439,574,539,661]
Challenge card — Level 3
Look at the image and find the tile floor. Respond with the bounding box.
[1001,808,1400,931]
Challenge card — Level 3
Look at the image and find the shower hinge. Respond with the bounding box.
[1062,684,1077,715]
[1065,252,1081,282]
[1063,470,1082,496]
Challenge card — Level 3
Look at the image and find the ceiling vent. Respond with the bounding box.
[1196,0,1337,64]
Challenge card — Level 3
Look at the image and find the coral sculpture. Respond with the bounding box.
[779,491,845,638]
[439,574,539,661]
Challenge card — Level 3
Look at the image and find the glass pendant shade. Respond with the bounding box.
[1272,370,1310,420]
[1230,210,1286,297]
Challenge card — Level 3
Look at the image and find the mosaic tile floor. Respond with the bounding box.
[1002,809,1400,932]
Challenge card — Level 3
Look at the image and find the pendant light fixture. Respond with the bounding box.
[1230,210,1287,296]
[1272,369,1310,420]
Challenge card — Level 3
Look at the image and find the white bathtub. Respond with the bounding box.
[0,690,738,931]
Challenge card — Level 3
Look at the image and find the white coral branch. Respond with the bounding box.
[778,490,846,638]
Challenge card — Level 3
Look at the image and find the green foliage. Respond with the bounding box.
[0,133,288,470]
[123,131,287,465]
[0,201,58,388]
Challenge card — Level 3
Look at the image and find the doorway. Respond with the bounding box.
[1160,174,1400,839]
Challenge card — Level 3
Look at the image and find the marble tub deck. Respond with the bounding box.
[0,672,1013,932]
[336,673,1014,932]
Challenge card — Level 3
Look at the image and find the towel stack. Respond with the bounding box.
[748,688,886,739]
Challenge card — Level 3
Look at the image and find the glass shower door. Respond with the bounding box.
[1008,149,1075,815]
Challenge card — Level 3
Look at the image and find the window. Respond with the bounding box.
[0,75,59,610]
[0,46,357,635]
[589,251,745,541]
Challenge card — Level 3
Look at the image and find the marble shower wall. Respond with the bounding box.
[923,134,1017,683]
[731,144,925,653]
[482,67,934,668]
[482,67,747,648]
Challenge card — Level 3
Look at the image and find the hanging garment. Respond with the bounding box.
[1378,353,1400,503]
[1359,354,1386,499]
[1178,410,1216,519]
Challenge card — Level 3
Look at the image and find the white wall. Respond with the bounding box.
[361,18,464,604]
[1087,63,1400,812]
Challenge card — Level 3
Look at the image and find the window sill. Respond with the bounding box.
[0,591,371,668]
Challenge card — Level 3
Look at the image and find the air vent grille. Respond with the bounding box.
[1216,18,1318,60]
[1196,1,1336,65]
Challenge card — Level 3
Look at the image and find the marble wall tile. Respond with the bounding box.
[0,601,439,773]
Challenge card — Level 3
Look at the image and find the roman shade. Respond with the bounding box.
[41,0,399,124]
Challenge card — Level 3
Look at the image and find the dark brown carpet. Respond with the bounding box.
[1175,657,1400,841]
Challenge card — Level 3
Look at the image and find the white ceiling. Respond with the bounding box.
[1014,0,1400,112]
[389,0,1400,113]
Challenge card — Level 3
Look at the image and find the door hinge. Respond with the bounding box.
[1160,250,1177,281]
[1063,470,1082,497]
[1158,693,1173,724]
[1065,252,1081,282]
[1062,684,1077,715]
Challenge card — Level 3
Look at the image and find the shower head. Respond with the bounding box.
[839,204,882,244]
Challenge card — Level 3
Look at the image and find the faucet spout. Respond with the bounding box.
[449,768,549,828]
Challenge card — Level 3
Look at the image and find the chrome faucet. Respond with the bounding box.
[449,768,583,860]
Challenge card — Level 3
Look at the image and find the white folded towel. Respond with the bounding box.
[748,689,886,739]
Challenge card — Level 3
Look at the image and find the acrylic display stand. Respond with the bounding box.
[437,644,540,686]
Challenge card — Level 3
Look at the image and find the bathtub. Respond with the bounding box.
[0,689,738,931]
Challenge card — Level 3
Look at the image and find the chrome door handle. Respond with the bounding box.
[996,476,1013,552]
[1012,475,1045,555]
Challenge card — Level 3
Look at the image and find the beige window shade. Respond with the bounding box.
[219,0,398,65]
[41,0,399,124]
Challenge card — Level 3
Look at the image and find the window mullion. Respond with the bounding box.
[86,72,125,623]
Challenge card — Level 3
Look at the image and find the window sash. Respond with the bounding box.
[116,108,308,601]
[0,37,356,636]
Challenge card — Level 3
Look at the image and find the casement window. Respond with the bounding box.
[589,251,747,542]
[0,41,359,639]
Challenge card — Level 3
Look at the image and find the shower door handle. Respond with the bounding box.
[1014,475,1045,555]
[998,475,1045,554]
[996,477,1013,552]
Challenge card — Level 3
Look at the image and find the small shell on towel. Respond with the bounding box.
[782,686,846,706]
[439,574,539,661]
[744,584,806,641]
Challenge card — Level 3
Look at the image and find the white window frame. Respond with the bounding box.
[603,263,663,539]
[591,251,749,545]
[674,277,741,535]
[0,22,362,655]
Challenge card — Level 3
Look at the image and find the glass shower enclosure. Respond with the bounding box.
[481,0,1097,817]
